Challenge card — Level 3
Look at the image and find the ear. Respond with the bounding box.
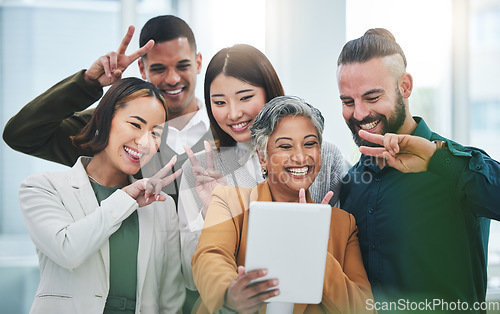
[138,58,147,80]
[195,53,202,75]
[257,150,267,170]
[399,72,413,98]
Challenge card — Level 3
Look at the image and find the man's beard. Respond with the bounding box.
[347,90,407,147]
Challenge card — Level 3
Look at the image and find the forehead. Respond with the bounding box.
[210,74,261,94]
[142,37,196,65]
[337,58,394,95]
[272,115,317,138]
[114,97,166,124]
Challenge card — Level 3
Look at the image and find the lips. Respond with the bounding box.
[285,166,311,177]
[124,146,144,162]
[229,120,251,132]
[162,87,184,96]
[359,119,380,131]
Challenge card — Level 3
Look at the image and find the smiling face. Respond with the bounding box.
[337,56,413,147]
[210,74,267,143]
[260,115,321,202]
[139,37,202,120]
[101,96,166,177]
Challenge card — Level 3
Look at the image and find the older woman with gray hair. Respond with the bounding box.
[192,96,372,314]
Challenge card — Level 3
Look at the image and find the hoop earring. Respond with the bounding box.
[95,129,99,136]
[261,168,268,178]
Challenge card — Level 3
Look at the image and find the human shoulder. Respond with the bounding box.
[330,206,357,231]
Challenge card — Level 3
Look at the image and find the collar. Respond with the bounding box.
[236,141,257,166]
[249,181,314,203]
[166,97,210,132]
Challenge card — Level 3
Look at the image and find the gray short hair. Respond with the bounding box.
[250,96,324,160]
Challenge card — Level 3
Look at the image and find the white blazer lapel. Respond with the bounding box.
[136,205,154,301]
[69,157,111,288]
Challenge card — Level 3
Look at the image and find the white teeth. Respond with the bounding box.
[165,88,183,95]
[231,121,250,129]
[124,146,143,158]
[360,120,380,130]
[287,166,309,176]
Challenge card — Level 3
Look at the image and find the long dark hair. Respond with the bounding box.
[72,77,166,153]
[204,44,284,148]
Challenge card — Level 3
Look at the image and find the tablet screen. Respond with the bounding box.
[244,201,331,304]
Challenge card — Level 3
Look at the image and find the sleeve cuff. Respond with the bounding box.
[428,148,468,181]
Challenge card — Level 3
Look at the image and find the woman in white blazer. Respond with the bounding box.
[19,78,185,314]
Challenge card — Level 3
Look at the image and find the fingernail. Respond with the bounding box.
[145,197,149,203]
[272,279,279,286]
[274,290,280,296]
[156,195,160,201]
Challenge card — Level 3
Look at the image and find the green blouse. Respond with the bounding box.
[90,180,139,313]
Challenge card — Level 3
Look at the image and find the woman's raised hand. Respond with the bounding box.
[122,156,182,207]
[185,141,227,218]
[298,188,333,205]
[224,266,280,314]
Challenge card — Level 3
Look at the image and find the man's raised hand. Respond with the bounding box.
[84,25,154,87]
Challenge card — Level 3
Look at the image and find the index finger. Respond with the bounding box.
[185,145,202,168]
[321,191,334,205]
[127,39,155,62]
[233,268,269,290]
[152,155,177,179]
[204,141,215,171]
[117,25,135,55]
[358,130,385,146]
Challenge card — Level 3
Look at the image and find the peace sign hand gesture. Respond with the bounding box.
[123,156,182,207]
[84,25,154,87]
[185,141,227,218]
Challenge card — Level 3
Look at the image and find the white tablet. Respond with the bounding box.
[244,201,331,304]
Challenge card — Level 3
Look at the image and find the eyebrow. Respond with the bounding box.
[275,134,318,143]
[362,88,384,97]
[340,88,385,100]
[212,88,254,98]
[130,116,164,130]
[236,89,254,95]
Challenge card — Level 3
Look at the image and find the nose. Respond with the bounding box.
[290,146,307,163]
[137,131,152,152]
[228,101,243,121]
[165,69,181,86]
[352,101,371,122]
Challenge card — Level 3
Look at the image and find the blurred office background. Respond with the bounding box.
[0,0,499,312]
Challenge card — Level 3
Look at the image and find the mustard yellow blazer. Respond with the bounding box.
[192,181,373,313]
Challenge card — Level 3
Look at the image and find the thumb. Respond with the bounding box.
[237,266,246,277]
[298,188,306,203]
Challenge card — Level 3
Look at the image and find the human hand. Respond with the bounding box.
[185,141,226,218]
[84,25,154,87]
[358,130,437,173]
[298,188,333,204]
[122,156,182,207]
[225,266,279,314]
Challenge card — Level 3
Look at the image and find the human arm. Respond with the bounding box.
[3,26,154,166]
[19,174,140,269]
[159,196,186,314]
[191,186,277,313]
[358,129,500,219]
[320,213,373,313]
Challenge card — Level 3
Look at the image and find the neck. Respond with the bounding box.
[167,100,199,130]
[268,184,302,203]
[86,153,129,187]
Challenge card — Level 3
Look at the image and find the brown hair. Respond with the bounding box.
[72,77,166,153]
[337,28,407,68]
[204,44,285,148]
